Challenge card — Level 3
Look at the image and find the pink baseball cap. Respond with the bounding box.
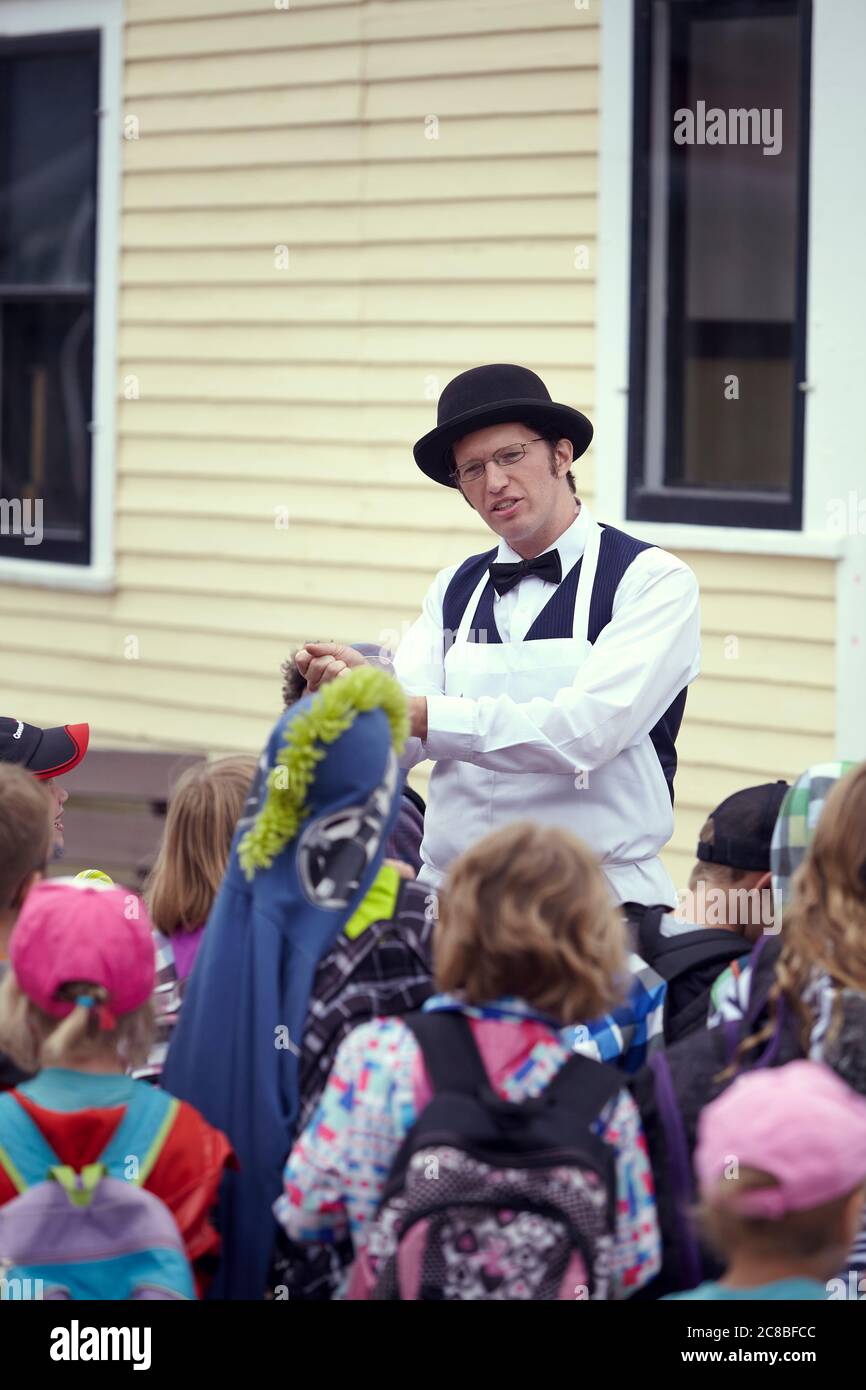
[696,1060,866,1219]
[9,879,155,1026]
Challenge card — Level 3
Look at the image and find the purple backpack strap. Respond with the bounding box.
[647,1051,702,1290]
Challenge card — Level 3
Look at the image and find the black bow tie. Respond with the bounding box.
[489,549,562,597]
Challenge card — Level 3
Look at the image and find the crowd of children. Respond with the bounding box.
[0,687,865,1302]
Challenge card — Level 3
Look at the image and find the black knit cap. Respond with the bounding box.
[696,781,790,872]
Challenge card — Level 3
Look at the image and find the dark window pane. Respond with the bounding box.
[0,299,93,565]
[0,33,99,567]
[628,0,810,530]
[0,47,99,287]
[673,9,800,493]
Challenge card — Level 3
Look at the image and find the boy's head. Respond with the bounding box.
[0,717,90,856]
[696,1061,866,1278]
[435,820,627,1025]
[0,765,53,956]
[686,781,789,939]
[0,878,156,1072]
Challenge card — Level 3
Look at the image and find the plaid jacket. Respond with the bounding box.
[561,953,667,1074]
[298,878,437,1130]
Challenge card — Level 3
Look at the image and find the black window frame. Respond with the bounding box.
[0,27,101,567]
[626,0,813,531]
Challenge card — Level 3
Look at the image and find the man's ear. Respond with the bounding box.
[10,870,42,913]
[555,438,574,475]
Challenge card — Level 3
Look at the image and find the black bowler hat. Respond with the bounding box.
[413,363,594,488]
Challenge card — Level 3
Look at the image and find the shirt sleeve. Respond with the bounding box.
[273,1019,417,1248]
[596,1088,662,1299]
[423,551,701,776]
[392,565,455,770]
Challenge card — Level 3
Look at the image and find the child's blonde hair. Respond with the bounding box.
[0,972,155,1073]
[435,821,627,1025]
[699,1165,861,1264]
[146,755,257,935]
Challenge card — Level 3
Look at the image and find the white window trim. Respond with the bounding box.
[0,0,122,592]
[597,0,866,759]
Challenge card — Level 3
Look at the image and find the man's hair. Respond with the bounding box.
[281,652,307,709]
[145,755,257,935]
[699,1165,859,1264]
[0,765,52,912]
[450,418,577,498]
[435,821,627,1024]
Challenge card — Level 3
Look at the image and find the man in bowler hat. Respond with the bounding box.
[296,364,701,920]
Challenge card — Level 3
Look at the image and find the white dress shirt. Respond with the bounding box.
[394,503,701,905]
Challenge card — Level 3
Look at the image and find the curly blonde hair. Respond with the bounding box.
[731,762,866,1066]
[434,821,627,1025]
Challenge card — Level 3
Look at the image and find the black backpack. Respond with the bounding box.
[637,909,752,1043]
[349,1011,624,1301]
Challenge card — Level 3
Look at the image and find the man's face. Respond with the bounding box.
[452,422,574,550]
[45,779,68,854]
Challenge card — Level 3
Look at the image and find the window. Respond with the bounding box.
[0,30,100,565]
[627,0,812,529]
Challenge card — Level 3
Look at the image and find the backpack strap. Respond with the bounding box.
[99,1084,179,1184]
[0,1084,178,1193]
[638,911,749,987]
[441,549,499,646]
[0,1092,62,1193]
[646,1050,703,1290]
[544,1050,624,1120]
[404,1010,494,1097]
[406,1011,622,1123]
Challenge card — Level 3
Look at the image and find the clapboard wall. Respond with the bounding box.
[1,0,835,894]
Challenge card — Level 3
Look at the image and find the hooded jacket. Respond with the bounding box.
[161,668,407,1299]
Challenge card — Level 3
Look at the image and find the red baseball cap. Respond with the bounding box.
[0,718,89,780]
[10,879,155,1022]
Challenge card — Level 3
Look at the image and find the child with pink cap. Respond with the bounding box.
[666,1060,866,1300]
[0,878,235,1296]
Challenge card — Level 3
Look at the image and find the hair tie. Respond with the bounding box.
[75,994,116,1031]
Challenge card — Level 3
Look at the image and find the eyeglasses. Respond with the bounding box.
[451,439,545,487]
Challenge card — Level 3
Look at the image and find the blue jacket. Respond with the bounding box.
[162,682,404,1299]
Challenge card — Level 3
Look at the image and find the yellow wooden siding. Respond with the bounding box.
[1,0,837,901]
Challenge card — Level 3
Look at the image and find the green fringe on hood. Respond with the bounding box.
[238,666,409,879]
